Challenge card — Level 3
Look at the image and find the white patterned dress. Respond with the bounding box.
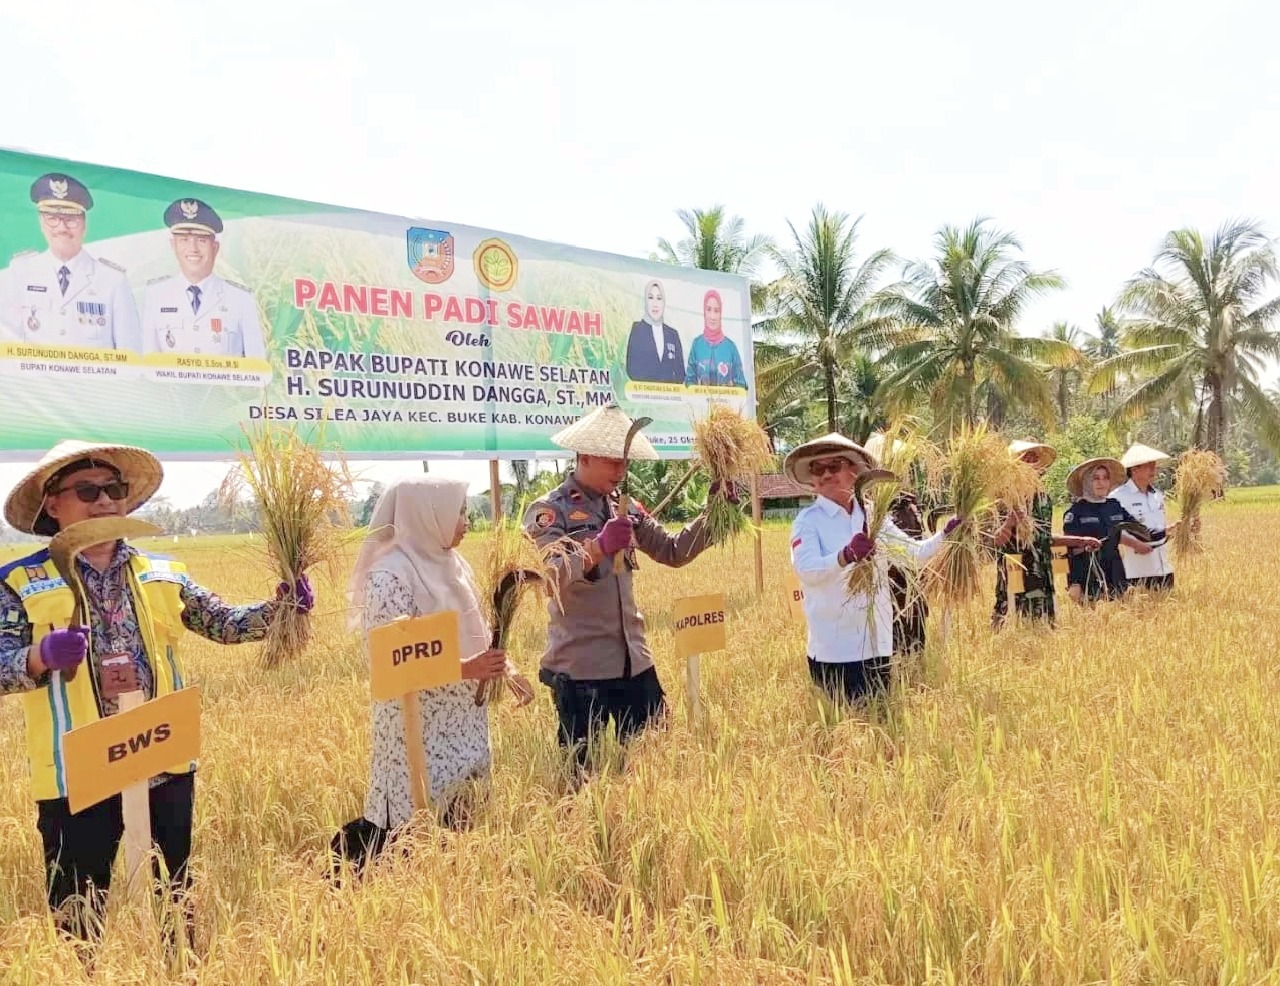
[362,571,491,829]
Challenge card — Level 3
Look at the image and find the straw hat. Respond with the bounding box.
[550,404,658,460]
[784,432,875,485]
[863,432,902,467]
[1120,443,1170,470]
[1066,457,1126,500]
[3,440,163,536]
[1007,438,1057,469]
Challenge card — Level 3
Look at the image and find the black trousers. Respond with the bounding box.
[36,772,195,940]
[1131,574,1175,591]
[540,666,666,766]
[808,656,892,703]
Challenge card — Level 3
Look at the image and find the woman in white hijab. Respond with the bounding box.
[331,476,530,873]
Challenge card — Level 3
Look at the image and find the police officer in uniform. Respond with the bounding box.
[523,404,719,768]
[141,198,267,360]
[0,173,141,349]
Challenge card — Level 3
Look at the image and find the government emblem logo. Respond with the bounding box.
[472,238,518,292]
[180,200,200,220]
[49,179,69,200]
[407,228,455,285]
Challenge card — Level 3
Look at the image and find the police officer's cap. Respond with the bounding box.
[30,173,93,214]
[164,198,223,236]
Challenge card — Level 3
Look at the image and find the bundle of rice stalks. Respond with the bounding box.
[842,468,905,601]
[929,426,1042,604]
[690,404,775,545]
[475,506,574,705]
[219,424,355,668]
[1173,448,1226,557]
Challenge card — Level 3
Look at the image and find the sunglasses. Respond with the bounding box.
[809,460,847,477]
[53,481,130,503]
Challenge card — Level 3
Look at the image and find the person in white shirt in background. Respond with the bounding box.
[1108,443,1190,591]
[786,433,960,703]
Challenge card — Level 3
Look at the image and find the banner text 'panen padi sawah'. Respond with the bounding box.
[0,148,754,460]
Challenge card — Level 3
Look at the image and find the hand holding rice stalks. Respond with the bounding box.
[691,404,775,545]
[930,426,1041,604]
[1173,448,1226,557]
[219,424,355,668]
[476,507,574,705]
[842,468,903,600]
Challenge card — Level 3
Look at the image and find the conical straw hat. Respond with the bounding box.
[784,432,875,484]
[1120,443,1171,470]
[1007,439,1057,469]
[550,405,658,460]
[1066,457,1125,499]
[4,439,164,536]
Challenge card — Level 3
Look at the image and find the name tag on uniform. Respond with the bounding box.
[160,306,179,313]
[26,285,47,293]
[568,510,590,522]
[99,652,140,700]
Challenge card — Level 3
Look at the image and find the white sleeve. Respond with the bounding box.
[242,290,267,361]
[879,517,945,565]
[112,273,142,352]
[790,514,843,586]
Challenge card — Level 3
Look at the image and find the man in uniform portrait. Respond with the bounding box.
[141,198,266,360]
[0,172,141,350]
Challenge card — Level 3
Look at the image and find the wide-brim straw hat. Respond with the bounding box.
[1120,443,1171,470]
[1066,456,1126,499]
[4,440,163,536]
[784,432,875,485]
[550,404,658,460]
[1008,439,1057,469]
[863,432,902,467]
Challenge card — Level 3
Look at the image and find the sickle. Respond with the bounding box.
[928,505,955,533]
[48,517,163,682]
[612,414,653,574]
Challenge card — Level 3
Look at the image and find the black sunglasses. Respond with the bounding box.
[53,481,130,503]
[809,460,847,477]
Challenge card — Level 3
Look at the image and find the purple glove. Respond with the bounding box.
[596,516,635,556]
[943,516,963,537]
[709,480,741,505]
[276,574,315,614]
[40,626,88,673]
[841,532,876,565]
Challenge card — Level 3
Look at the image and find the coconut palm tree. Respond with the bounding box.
[755,205,898,433]
[1089,220,1280,453]
[654,205,773,312]
[1043,322,1088,429]
[876,218,1069,431]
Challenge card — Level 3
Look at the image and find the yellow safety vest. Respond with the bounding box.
[0,548,194,802]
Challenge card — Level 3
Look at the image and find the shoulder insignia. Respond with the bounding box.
[10,249,35,262]
[224,278,251,292]
[146,274,173,286]
[97,257,127,273]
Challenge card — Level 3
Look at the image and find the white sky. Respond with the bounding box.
[2,0,1278,508]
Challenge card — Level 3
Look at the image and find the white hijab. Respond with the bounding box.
[345,476,489,659]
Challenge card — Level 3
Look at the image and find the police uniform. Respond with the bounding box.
[141,199,267,359]
[522,406,713,763]
[0,174,140,350]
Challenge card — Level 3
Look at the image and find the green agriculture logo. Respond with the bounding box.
[473,238,518,292]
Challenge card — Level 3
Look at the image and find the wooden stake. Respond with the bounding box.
[489,460,503,525]
[402,691,432,813]
[117,690,152,888]
[686,653,702,728]
[750,474,764,598]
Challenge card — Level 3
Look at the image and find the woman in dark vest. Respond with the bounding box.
[625,279,685,384]
[1062,457,1150,603]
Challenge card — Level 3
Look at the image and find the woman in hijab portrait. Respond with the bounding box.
[684,289,747,388]
[625,279,685,384]
[331,476,532,875]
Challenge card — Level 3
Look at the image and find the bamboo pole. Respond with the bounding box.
[489,459,503,524]
[751,474,764,597]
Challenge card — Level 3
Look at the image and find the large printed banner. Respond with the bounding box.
[0,148,754,460]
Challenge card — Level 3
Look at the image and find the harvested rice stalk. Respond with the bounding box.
[219,424,355,668]
[690,404,775,545]
[843,469,902,600]
[930,426,1040,605]
[475,506,575,705]
[1173,448,1226,557]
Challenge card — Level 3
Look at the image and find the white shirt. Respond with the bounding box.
[0,248,141,350]
[649,320,664,359]
[1109,479,1172,578]
[141,271,267,359]
[790,495,945,663]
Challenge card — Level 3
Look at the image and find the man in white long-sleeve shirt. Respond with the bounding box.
[786,433,958,702]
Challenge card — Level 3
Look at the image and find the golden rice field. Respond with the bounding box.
[1,494,1278,984]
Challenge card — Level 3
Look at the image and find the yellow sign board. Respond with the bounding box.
[1052,552,1069,577]
[369,610,462,702]
[784,573,806,621]
[64,687,201,813]
[673,593,727,659]
[1004,554,1026,596]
